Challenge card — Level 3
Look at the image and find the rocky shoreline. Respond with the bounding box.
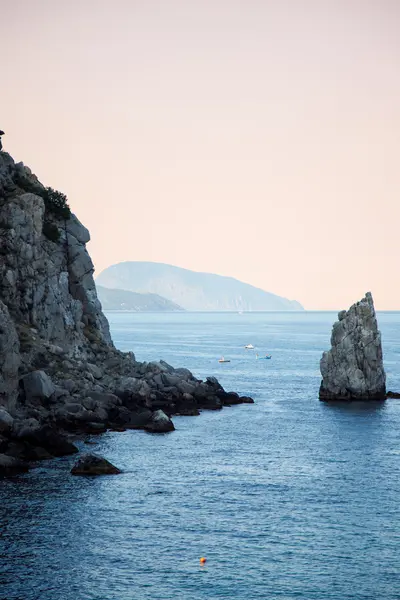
[0,358,253,476]
[0,142,253,477]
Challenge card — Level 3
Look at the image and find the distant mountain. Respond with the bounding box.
[96,285,184,312]
[96,262,303,311]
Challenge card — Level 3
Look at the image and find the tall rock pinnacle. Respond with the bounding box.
[319,292,386,401]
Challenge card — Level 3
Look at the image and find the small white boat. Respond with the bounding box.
[244,344,255,350]
[218,357,231,363]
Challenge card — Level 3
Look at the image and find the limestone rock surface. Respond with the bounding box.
[319,292,386,401]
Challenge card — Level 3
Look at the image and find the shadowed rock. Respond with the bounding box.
[144,409,175,433]
[0,453,29,476]
[319,292,386,401]
[71,453,121,475]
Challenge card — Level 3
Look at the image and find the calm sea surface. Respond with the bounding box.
[1,311,400,600]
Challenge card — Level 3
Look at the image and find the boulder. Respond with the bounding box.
[71,453,121,475]
[6,440,52,461]
[177,380,197,395]
[87,363,102,379]
[13,417,41,439]
[173,367,192,380]
[144,409,175,433]
[159,360,175,373]
[319,292,386,401]
[51,387,71,402]
[0,453,29,476]
[216,391,254,405]
[63,379,79,394]
[206,376,223,390]
[19,424,78,456]
[218,391,242,405]
[239,396,254,404]
[125,408,152,429]
[22,370,55,402]
[86,392,121,408]
[80,422,107,434]
[197,396,222,410]
[0,409,14,434]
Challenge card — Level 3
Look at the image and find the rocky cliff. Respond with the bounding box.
[319,292,386,401]
[0,144,252,475]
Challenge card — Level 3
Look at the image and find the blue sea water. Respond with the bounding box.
[1,311,400,600]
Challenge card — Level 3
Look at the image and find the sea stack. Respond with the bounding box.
[319,292,386,401]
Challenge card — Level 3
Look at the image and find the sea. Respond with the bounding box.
[1,311,400,600]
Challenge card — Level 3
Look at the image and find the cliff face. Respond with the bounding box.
[319,293,386,401]
[0,151,111,410]
[0,146,252,474]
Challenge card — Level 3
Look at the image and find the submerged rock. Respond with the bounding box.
[71,453,121,475]
[319,292,386,401]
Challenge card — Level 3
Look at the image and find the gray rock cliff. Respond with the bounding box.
[319,292,386,401]
[0,143,252,475]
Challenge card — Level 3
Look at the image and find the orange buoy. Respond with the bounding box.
[199,557,207,565]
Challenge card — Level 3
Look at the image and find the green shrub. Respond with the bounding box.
[42,187,71,219]
[43,220,60,242]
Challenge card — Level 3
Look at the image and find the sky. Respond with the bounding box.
[1,0,400,310]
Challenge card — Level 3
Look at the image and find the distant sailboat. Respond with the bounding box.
[244,344,255,349]
[218,356,231,363]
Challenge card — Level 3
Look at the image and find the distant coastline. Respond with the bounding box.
[97,261,303,312]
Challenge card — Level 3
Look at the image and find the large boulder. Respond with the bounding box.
[144,409,175,433]
[71,453,121,475]
[125,408,152,429]
[17,424,79,456]
[319,292,386,401]
[22,370,55,402]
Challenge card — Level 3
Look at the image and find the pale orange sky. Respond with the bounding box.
[2,0,400,309]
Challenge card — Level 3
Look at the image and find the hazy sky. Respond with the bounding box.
[2,0,399,309]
